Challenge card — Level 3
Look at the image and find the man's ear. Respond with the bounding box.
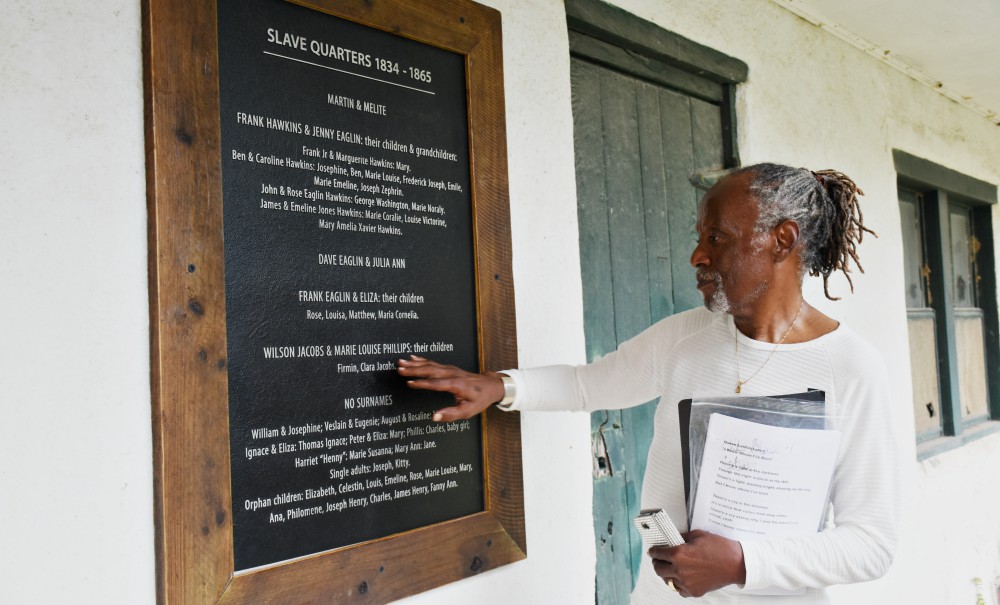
[774,219,800,263]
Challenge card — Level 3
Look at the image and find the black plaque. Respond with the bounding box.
[218,0,483,571]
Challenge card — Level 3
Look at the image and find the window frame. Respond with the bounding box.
[893,150,1000,459]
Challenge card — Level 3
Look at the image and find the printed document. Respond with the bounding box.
[690,413,842,540]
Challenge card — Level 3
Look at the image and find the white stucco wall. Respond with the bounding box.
[0,1,155,602]
[1,0,998,604]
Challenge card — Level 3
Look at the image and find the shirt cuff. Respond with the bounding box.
[494,369,523,411]
[740,540,763,590]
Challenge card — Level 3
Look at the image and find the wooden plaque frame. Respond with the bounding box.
[143,0,523,603]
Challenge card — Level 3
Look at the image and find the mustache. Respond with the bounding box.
[695,269,721,283]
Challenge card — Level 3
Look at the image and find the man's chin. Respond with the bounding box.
[704,292,731,314]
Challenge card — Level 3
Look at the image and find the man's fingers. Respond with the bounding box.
[396,355,441,369]
[430,406,463,422]
[650,559,688,597]
[431,402,485,422]
[649,545,682,560]
[398,366,455,380]
[396,356,433,368]
[396,359,442,372]
[397,361,466,380]
[404,378,461,393]
[651,558,681,589]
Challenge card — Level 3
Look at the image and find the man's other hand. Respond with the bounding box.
[649,530,746,598]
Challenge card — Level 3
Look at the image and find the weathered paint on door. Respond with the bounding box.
[570,57,725,602]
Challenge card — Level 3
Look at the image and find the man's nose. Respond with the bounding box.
[690,242,709,268]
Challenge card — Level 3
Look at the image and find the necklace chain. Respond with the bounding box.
[734,302,803,393]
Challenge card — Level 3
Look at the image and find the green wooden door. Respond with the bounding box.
[570,51,728,604]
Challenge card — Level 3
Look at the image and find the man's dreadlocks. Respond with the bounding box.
[734,163,877,300]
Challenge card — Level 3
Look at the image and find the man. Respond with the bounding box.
[398,164,899,603]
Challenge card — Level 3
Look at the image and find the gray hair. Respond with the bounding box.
[732,163,875,300]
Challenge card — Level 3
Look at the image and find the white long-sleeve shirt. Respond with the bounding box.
[503,307,900,604]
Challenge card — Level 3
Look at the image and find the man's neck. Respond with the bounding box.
[732,299,839,344]
[732,296,804,343]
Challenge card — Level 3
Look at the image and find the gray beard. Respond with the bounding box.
[705,277,769,314]
[697,270,731,314]
[707,282,731,314]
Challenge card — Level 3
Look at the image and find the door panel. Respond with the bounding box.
[571,55,725,602]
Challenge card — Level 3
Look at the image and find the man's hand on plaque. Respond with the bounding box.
[396,355,505,422]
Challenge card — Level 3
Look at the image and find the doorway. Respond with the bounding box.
[566,1,746,600]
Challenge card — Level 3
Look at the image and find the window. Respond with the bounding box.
[895,151,1000,457]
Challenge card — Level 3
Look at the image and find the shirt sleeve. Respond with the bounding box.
[499,311,708,413]
[739,341,901,591]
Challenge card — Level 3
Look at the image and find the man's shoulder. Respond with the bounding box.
[827,323,882,358]
[646,307,720,341]
[612,307,721,363]
[823,323,889,380]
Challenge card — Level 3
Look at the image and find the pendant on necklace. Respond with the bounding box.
[735,382,743,394]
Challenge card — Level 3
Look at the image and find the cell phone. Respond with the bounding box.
[633,508,685,547]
